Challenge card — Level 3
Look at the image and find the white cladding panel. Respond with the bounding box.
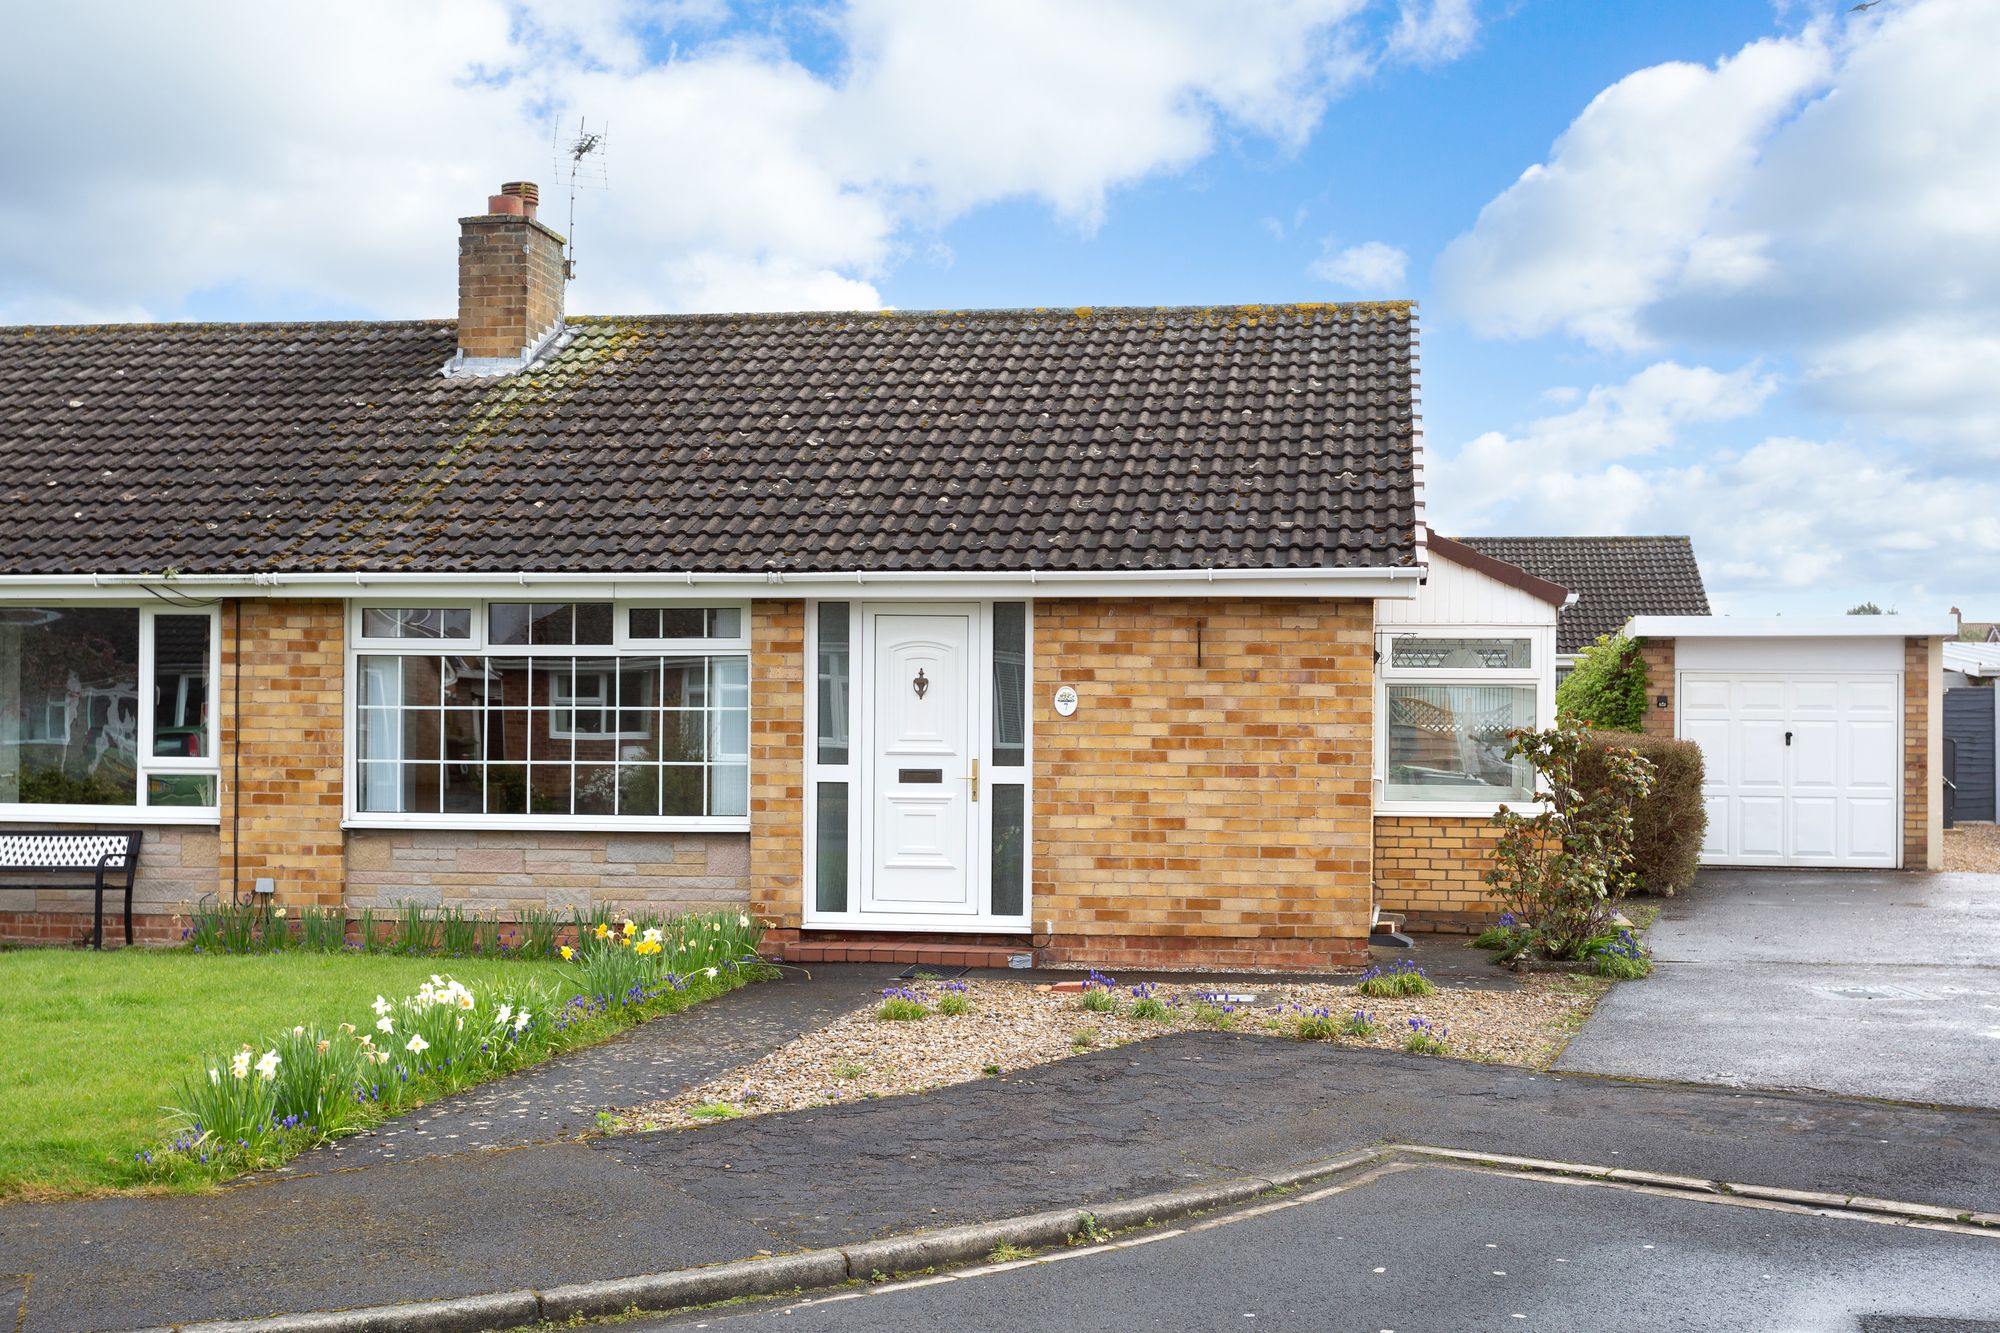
[1378,550,1561,627]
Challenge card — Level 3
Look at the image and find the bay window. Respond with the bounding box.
[350,601,749,827]
[0,604,219,817]
[1381,631,1542,807]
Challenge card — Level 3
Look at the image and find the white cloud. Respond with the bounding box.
[1430,362,2000,616]
[0,0,1461,322]
[1309,239,1409,291]
[1434,29,1830,349]
[1433,0,2000,448]
[1385,0,1480,65]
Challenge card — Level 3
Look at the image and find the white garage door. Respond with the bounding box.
[1680,671,1901,867]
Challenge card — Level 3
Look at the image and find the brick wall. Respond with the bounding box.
[345,829,748,916]
[1373,816,1503,933]
[1639,637,1676,740]
[0,824,218,944]
[456,213,566,360]
[1032,597,1374,970]
[1906,635,1939,870]
[218,599,346,908]
[747,601,806,935]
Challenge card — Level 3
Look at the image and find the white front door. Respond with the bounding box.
[1681,671,1901,867]
[861,608,979,914]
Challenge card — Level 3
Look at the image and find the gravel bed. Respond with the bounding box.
[1944,824,2000,873]
[623,974,1606,1131]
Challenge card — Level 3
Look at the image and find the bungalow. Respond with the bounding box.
[0,183,1570,967]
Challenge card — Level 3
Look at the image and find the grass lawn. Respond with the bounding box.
[0,949,594,1198]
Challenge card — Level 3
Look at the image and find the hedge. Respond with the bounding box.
[1577,729,1707,896]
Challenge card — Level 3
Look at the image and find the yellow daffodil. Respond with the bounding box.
[622,920,636,938]
[560,945,574,961]
[594,923,610,940]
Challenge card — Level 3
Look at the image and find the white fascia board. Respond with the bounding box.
[1626,614,1957,639]
[0,565,1426,602]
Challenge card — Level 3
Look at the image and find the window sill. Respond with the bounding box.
[1374,801,1549,819]
[344,814,750,835]
[0,804,221,826]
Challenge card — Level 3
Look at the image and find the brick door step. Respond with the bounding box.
[774,941,1020,969]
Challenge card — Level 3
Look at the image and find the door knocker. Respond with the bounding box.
[912,667,929,699]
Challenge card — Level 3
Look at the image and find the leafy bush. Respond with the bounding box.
[1557,633,1649,731]
[1356,959,1436,998]
[1485,717,1655,959]
[1575,729,1706,896]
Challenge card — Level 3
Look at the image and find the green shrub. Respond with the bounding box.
[1575,729,1706,896]
[1557,633,1650,731]
[1486,716,1656,959]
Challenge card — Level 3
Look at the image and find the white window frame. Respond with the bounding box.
[1375,624,1555,817]
[802,598,1033,933]
[344,599,750,832]
[0,601,222,824]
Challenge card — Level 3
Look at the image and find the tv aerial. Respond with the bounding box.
[550,117,609,279]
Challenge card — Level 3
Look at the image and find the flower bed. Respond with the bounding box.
[134,910,766,1188]
[623,971,1604,1131]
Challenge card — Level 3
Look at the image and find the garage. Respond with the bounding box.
[1626,616,1950,871]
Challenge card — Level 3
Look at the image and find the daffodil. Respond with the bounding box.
[229,1048,252,1080]
[495,1003,513,1027]
[406,1034,430,1055]
[738,913,751,929]
[376,1016,394,1034]
[207,1067,221,1086]
[642,926,663,945]
[622,920,637,939]
[594,923,610,940]
[703,966,719,979]
[254,1050,280,1080]
[560,945,574,961]
[513,1010,530,1032]
[292,1024,306,1036]
[371,996,392,1017]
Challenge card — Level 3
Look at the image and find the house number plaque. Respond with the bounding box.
[1053,685,1079,717]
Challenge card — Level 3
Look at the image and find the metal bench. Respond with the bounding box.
[0,830,145,948]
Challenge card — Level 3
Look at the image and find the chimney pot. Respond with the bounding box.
[501,180,540,218]
[487,193,524,217]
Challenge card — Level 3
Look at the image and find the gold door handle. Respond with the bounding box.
[970,758,979,803]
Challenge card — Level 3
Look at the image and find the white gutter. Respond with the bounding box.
[0,564,1426,602]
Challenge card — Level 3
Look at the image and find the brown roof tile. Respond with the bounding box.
[0,304,1419,576]
[1459,535,1710,655]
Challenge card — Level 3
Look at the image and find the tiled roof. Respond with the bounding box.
[0,304,1418,577]
[1459,535,1710,656]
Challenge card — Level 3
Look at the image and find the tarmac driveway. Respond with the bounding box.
[1557,867,2000,1108]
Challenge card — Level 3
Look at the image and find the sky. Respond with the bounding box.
[2,0,1995,617]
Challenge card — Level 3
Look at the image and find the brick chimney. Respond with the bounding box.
[452,181,567,374]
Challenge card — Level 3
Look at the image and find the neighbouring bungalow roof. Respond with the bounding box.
[1460,535,1710,656]
[1945,641,2000,677]
[0,304,1419,579]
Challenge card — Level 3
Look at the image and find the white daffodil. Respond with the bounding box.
[254,1050,280,1080]
[229,1049,252,1080]
[406,1034,430,1055]
[454,1015,464,1030]
[703,966,719,979]
[642,927,663,945]
[208,1067,221,1086]
[495,1003,513,1028]
[513,1010,530,1033]
[371,995,392,1017]
[376,1016,394,1034]
[738,913,751,929]
[292,1025,306,1037]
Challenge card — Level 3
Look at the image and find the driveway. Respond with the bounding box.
[1557,868,2000,1107]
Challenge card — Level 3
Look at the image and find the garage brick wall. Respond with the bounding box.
[1906,635,1940,871]
[1639,638,1676,740]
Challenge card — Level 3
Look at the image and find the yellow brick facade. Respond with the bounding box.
[747,600,807,933]
[1638,637,1676,740]
[1031,597,1375,969]
[1373,816,1504,933]
[218,598,348,907]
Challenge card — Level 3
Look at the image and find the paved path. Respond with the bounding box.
[643,1163,2000,1331]
[6,1032,1999,1332]
[282,964,886,1168]
[1558,869,2000,1107]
